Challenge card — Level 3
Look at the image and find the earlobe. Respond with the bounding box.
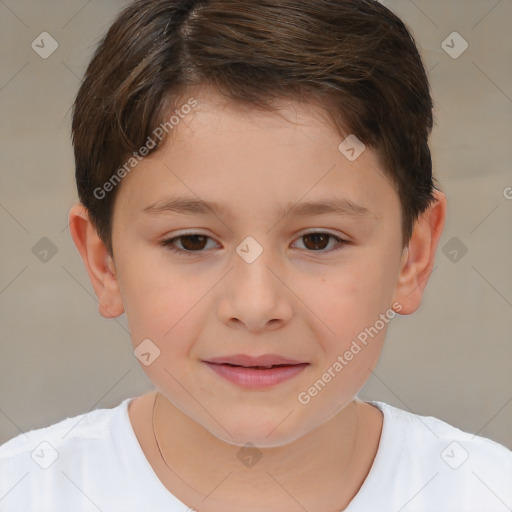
[392,189,447,315]
[68,203,124,319]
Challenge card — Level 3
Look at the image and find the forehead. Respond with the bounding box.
[114,88,399,224]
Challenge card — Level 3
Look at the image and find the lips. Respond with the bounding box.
[202,355,309,389]
[204,353,306,368]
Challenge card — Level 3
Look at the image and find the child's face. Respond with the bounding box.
[102,88,409,447]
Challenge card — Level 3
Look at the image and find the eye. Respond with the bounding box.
[160,231,347,256]
[159,233,219,256]
[292,231,347,253]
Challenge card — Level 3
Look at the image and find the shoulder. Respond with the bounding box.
[0,401,121,458]
[0,397,134,510]
[372,400,511,460]
[371,401,511,468]
[360,401,512,510]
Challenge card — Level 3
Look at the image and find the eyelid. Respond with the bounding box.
[164,228,348,240]
[300,228,344,237]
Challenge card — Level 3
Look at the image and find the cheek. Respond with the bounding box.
[114,251,192,345]
[312,262,387,329]
[304,251,397,368]
[121,273,207,390]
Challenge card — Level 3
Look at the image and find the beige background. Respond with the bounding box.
[0,0,511,451]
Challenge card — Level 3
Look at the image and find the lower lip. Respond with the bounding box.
[203,362,309,389]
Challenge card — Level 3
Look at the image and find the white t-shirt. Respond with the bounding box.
[0,397,510,511]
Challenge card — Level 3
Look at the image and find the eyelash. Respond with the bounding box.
[159,231,348,257]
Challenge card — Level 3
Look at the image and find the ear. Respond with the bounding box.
[392,189,447,315]
[68,203,124,319]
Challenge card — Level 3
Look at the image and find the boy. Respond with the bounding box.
[1,0,510,510]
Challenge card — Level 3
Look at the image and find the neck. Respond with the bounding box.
[147,390,379,512]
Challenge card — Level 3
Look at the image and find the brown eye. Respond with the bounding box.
[302,233,331,251]
[178,234,208,251]
[160,234,216,255]
[293,231,347,253]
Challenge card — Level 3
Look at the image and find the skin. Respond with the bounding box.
[69,86,446,512]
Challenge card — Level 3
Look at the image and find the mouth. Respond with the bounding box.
[202,355,309,389]
[204,353,307,367]
[218,363,295,369]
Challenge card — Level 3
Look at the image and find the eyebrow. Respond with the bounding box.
[142,196,373,219]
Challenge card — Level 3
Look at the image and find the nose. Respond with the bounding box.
[217,246,294,332]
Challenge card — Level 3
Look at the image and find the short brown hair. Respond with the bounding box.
[72,0,440,257]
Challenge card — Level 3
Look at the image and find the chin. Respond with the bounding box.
[208,418,307,449]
